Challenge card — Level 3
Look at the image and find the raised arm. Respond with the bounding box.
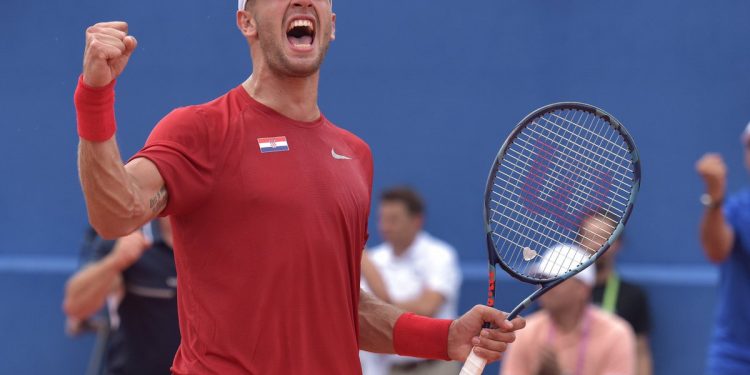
[696,153,734,263]
[76,22,166,238]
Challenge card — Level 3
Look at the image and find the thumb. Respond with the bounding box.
[123,35,137,56]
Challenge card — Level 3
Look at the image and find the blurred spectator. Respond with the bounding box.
[63,218,179,375]
[360,187,462,375]
[696,123,750,375]
[501,245,636,375]
[580,211,653,375]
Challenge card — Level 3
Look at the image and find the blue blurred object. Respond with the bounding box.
[1,0,749,374]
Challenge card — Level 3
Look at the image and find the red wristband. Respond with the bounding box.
[74,75,117,142]
[393,312,452,361]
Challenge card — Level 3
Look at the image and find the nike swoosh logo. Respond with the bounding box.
[331,148,352,160]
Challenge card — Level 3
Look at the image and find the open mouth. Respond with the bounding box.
[286,19,316,49]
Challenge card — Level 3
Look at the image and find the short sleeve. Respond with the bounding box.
[130,107,225,216]
[723,195,741,235]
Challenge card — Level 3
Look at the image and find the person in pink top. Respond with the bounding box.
[501,245,636,375]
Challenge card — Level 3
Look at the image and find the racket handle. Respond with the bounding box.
[459,350,487,375]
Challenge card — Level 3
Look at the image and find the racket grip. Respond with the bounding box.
[459,350,487,375]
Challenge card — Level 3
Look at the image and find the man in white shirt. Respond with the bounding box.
[361,187,463,375]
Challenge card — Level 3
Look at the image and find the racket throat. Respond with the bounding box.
[507,285,548,320]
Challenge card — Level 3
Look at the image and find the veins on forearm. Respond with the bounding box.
[149,186,168,213]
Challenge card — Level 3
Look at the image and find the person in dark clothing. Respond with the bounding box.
[64,218,179,375]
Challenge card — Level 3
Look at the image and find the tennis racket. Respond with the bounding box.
[459,102,641,375]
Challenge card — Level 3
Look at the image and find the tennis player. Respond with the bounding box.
[73,1,524,373]
[696,123,750,375]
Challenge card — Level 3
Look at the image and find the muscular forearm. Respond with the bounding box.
[358,289,402,353]
[76,23,165,239]
[699,208,733,263]
[63,253,124,319]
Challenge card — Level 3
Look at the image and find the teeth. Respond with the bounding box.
[287,19,314,32]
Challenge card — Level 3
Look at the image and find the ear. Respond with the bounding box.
[330,12,336,41]
[237,9,258,39]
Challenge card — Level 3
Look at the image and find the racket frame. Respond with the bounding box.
[483,102,641,319]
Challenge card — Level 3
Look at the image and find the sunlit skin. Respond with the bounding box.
[378,201,423,256]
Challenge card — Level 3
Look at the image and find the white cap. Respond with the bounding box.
[536,243,596,286]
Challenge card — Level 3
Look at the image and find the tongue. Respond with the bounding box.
[288,35,313,46]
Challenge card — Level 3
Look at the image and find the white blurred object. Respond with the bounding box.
[141,222,154,245]
[536,243,596,286]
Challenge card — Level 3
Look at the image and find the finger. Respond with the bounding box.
[92,34,127,52]
[510,316,526,330]
[480,327,517,344]
[475,330,511,351]
[471,346,503,363]
[95,27,128,40]
[123,36,138,55]
[473,305,514,330]
[88,42,125,60]
[92,21,129,33]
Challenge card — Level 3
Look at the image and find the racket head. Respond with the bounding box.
[484,102,640,285]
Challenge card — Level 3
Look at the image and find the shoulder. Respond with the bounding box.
[326,120,372,159]
[367,244,391,261]
[725,188,750,211]
[591,306,635,341]
[149,91,237,146]
[516,310,549,339]
[416,232,458,258]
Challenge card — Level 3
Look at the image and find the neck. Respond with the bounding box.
[550,303,587,333]
[392,242,410,257]
[392,234,419,257]
[241,65,321,122]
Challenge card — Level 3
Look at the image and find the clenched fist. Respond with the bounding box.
[696,153,727,200]
[82,22,137,87]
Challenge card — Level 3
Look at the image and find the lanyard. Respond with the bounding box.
[602,272,621,314]
[547,307,592,375]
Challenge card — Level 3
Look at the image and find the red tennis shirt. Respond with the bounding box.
[131,86,373,374]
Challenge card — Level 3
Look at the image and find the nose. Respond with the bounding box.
[291,0,313,7]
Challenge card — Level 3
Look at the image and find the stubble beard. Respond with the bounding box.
[257,19,331,78]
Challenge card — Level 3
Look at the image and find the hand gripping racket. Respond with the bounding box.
[459,103,641,374]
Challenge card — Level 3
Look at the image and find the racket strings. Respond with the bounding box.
[510,112,632,215]
[524,120,633,201]
[501,147,626,221]
[488,108,635,280]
